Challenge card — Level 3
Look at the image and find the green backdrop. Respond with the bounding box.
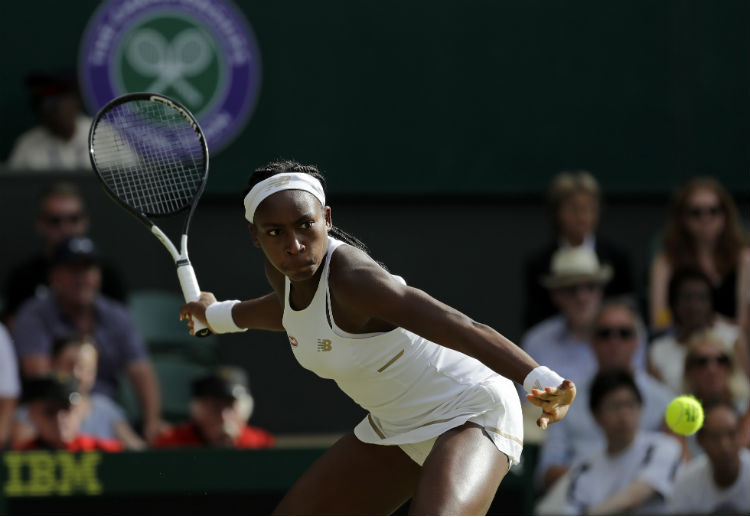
[1,0,747,195]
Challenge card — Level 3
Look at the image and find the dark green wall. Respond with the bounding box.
[2,1,747,195]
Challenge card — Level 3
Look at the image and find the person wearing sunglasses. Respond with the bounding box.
[649,177,750,333]
[521,245,613,389]
[2,182,126,328]
[683,330,749,415]
[522,170,634,331]
[649,268,748,396]
[534,299,673,498]
[678,329,750,461]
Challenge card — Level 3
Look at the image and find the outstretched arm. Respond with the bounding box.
[181,291,284,333]
[330,247,575,428]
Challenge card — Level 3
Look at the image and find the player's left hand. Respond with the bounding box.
[526,379,576,430]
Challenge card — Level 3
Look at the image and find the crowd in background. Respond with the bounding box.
[0,72,748,514]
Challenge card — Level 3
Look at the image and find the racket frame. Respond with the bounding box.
[89,92,211,336]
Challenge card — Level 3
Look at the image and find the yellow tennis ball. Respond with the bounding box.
[665,395,704,436]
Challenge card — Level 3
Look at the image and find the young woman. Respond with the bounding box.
[649,177,750,332]
[180,160,576,515]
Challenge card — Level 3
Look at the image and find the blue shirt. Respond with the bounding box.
[12,293,147,400]
[521,315,598,386]
[16,393,127,440]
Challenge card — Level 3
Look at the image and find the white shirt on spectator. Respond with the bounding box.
[564,431,683,515]
[0,322,20,398]
[670,448,750,515]
[6,115,92,171]
[534,369,675,488]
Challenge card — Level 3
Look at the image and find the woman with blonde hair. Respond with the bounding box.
[650,177,750,332]
[675,329,750,460]
[683,329,750,413]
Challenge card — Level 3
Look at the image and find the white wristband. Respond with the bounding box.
[205,300,246,334]
[523,366,565,394]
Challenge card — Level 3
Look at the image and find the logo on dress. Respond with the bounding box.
[288,336,298,348]
[316,339,332,352]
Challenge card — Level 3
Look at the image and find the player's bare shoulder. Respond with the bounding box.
[329,244,403,302]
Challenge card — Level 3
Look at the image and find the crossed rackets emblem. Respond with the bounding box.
[126,28,213,107]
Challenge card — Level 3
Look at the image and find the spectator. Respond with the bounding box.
[649,268,749,395]
[153,367,274,449]
[13,375,122,452]
[13,336,146,450]
[670,400,750,515]
[2,181,126,327]
[559,370,682,515]
[677,329,750,460]
[520,245,611,385]
[5,71,92,171]
[12,235,166,441]
[683,329,750,415]
[522,170,634,329]
[535,299,673,492]
[0,322,20,447]
[649,177,750,332]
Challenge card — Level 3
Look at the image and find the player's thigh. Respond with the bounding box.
[273,432,421,516]
[409,422,509,516]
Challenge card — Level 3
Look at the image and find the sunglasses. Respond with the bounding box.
[685,205,722,219]
[687,354,731,368]
[594,326,636,340]
[559,282,599,296]
[42,212,85,226]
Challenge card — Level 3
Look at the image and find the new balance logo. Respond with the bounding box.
[265,176,292,189]
[317,339,332,352]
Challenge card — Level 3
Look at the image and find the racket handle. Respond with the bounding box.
[176,262,211,337]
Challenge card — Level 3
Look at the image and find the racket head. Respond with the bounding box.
[88,93,209,221]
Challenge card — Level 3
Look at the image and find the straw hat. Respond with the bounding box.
[540,246,613,289]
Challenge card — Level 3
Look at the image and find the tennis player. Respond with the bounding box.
[180,160,576,515]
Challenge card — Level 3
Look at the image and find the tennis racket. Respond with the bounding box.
[88,92,211,337]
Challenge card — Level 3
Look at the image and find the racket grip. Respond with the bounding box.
[176,262,211,337]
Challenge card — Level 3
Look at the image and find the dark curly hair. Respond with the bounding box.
[244,159,375,258]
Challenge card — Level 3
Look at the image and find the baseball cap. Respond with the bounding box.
[22,374,81,406]
[50,236,99,267]
[191,367,249,401]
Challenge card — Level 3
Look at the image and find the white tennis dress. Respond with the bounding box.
[282,236,523,465]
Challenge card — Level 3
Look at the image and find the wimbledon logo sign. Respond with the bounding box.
[78,0,261,153]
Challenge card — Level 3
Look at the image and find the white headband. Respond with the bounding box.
[244,172,326,223]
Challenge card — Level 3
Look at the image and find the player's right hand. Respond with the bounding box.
[526,379,577,429]
[180,292,217,335]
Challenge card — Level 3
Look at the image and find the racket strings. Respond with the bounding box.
[91,100,206,216]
